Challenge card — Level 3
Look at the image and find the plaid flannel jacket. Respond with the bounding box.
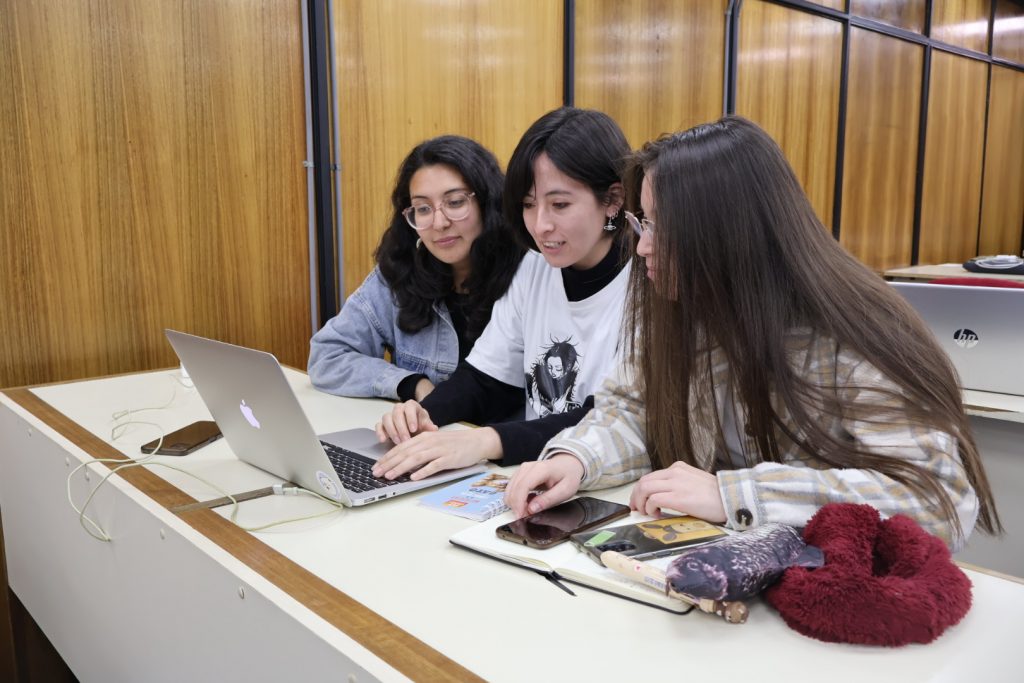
[540,330,979,550]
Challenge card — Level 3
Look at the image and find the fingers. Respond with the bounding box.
[505,456,582,518]
[378,401,433,444]
[523,477,577,516]
[505,462,547,518]
[372,439,425,479]
[630,472,678,516]
[371,431,466,480]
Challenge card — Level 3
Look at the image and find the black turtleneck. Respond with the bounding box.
[416,242,628,465]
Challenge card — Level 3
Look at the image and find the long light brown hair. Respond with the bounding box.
[625,116,1000,539]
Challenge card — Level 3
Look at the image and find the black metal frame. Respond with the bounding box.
[564,0,576,106]
[307,0,337,327]
[725,0,742,114]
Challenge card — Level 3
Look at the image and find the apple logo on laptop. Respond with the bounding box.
[239,400,261,429]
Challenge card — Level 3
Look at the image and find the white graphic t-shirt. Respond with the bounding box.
[467,251,631,420]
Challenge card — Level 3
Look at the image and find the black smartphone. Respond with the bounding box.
[140,420,222,456]
[495,496,630,549]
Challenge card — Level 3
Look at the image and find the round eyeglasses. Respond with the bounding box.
[402,191,476,231]
[624,210,655,237]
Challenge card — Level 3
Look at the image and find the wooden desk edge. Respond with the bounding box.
[1,386,483,683]
[956,561,1024,585]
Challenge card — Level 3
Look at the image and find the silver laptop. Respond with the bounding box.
[165,330,486,506]
[890,283,1024,396]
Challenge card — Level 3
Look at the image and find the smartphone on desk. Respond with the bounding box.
[495,496,630,549]
[140,420,222,456]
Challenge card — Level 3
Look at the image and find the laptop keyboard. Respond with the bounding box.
[320,441,412,492]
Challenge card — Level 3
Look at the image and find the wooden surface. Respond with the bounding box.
[979,65,1024,257]
[931,0,991,54]
[0,0,311,390]
[736,0,843,231]
[994,0,1024,64]
[574,0,727,148]
[918,51,988,265]
[334,0,562,298]
[850,0,927,33]
[883,263,1024,282]
[2,386,482,683]
[808,0,846,10]
[840,28,923,271]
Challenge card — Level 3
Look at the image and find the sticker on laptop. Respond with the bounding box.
[316,471,340,498]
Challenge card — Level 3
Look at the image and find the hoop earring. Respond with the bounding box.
[603,210,619,232]
[415,238,423,250]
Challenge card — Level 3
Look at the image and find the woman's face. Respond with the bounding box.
[635,173,657,282]
[407,164,483,272]
[522,152,621,270]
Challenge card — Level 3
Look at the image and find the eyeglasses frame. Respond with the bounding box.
[624,210,655,237]
[402,191,477,231]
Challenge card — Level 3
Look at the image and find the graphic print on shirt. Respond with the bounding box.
[525,339,582,417]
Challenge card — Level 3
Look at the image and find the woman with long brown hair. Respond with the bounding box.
[505,116,999,550]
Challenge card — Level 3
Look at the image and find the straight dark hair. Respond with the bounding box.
[503,107,633,253]
[377,135,524,342]
[626,116,1000,541]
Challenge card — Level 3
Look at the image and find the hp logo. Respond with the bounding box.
[953,329,979,349]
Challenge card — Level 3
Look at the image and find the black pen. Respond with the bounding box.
[540,570,576,596]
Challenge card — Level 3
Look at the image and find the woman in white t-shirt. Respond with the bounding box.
[371,107,634,482]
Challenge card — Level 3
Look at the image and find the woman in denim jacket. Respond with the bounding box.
[308,136,523,401]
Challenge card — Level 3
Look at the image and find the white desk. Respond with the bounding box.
[3,369,1024,682]
[884,263,1024,283]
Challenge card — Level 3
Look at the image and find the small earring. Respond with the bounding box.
[603,210,619,232]
[415,238,423,249]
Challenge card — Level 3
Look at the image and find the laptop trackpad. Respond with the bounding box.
[319,427,390,461]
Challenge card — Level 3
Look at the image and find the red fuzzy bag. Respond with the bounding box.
[763,503,972,646]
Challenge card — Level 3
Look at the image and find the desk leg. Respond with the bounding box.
[1,507,18,681]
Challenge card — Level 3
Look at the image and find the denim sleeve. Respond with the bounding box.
[307,269,416,400]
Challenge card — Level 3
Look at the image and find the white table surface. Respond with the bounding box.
[3,368,1023,682]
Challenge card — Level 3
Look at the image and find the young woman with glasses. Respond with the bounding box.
[371,107,635,482]
[504,116,1000,550]
[308,135,524,401]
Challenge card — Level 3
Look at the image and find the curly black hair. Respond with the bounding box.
[376,136,524,341]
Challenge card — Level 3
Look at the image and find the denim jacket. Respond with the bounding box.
[308,267,459,399]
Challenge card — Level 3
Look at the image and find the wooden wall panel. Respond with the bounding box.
[850,0,927,33]
[918,51,988,264]
[736,0,843,229]
[994,0,1024,64]
[0,0,310,388]
[809,0,846,10]
[840,29,923,270]
[334,0,562,297]
[931,0,991,54]
[978,65,1024,256]
[575,0,727,148]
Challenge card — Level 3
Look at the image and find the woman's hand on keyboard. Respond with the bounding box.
[372,428,502,481]
[376,400,438,444]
